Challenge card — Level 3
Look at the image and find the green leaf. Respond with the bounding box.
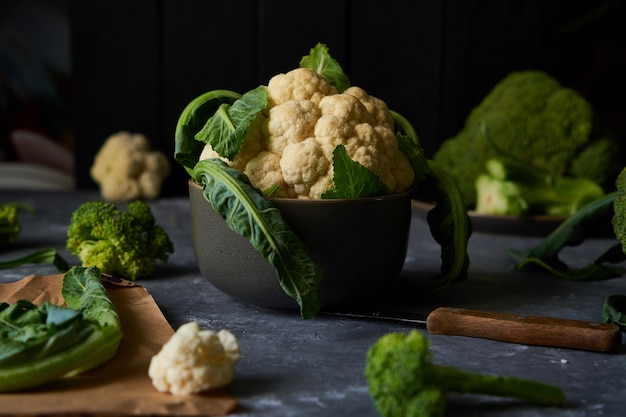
[417,160,472,288]
[0,247,69,272]
[391,111,471,289]
[509,192,621,280]
[174,89,241,175]
[300,43,350,93]
[603,294,626,330]
[195,85,268,160]
[391,110,428,187]
[321,145,388,199]
[193,159,322,319]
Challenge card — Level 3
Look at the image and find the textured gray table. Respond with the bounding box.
[1,189,625,417]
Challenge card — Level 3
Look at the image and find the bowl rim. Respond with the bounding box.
[188,179,412,204]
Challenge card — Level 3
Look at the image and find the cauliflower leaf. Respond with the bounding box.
[300,43,350,93]
[321,145,388,199]
[196,86,268,160]
[193,158,322,319]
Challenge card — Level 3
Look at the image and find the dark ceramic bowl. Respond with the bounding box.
[189,180,412,311]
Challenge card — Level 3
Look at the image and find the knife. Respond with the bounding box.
[322,307,622,353]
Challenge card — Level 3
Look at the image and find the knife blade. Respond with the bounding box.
[322,307,622,353]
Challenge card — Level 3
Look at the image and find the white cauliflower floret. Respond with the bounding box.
[90,131,171,202]
[344,86,394,130]
[318,93,373,126]
[266,68,337,106]
[280,138,331,199]
[148,322,240,396]
[245,151,289,196]
[265,100,320,154]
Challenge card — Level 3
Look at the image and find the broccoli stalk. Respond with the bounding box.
[365,330,565,417]
[475,158,605,216]
[66,200,173,281]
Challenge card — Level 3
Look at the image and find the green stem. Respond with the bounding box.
[430,365,565,406]
[0,247,69,272]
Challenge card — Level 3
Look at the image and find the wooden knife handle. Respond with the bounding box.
[426,307,622,353]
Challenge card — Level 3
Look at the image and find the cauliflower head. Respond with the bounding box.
[91,131,171,202]
[149,322,240,396]
[199,68,414,199]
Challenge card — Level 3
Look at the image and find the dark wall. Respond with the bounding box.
[69,0,626,195]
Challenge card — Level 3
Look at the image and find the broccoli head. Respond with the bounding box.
[0,203,21,248]
[364,330,565,417]
[571,137,623,191]
[66,200,174,280]
[434,70,618,208]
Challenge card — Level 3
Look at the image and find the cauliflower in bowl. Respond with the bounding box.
[199,67,414,199]
[174,43,472,320]
[149,322,240,396]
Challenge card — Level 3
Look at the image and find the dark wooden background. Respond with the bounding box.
[69,0,626,195]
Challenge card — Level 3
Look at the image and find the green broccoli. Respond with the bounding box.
[0,203,21,247]
[364,330,565,417]
[434,70,621,208]
[66,200,173,280]
[475,158,605,216]
[571,137,623,192]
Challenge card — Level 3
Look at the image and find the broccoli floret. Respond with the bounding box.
[476,158,605,216]
[364,330,565,417]
[571,137,623,191]
[66,200,174,280]
[0,203,21,247]
[434,70,616,208]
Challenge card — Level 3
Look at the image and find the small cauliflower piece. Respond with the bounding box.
[344,86,394,130]
[280,138,332,199]
[266,67,337,106]
[91,131,171,202]
[265,100,320,154]
[148,322,240,396]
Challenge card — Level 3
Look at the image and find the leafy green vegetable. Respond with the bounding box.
[175,89,241,175]
[0,202,69,272]
[418,160,472,288]
[0,301,90,367]
[300,42,350,93]
[321,145,388,199]
[507,192,625,280]
[393,110,471,287]
[365,330,565,417]
[392,110,428,188]
[66,200,174,281]
[195,86,268,160]
[192,159,322,319]
[0,247,69,272]
[603,294,626,330]
[0,266,122,392]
